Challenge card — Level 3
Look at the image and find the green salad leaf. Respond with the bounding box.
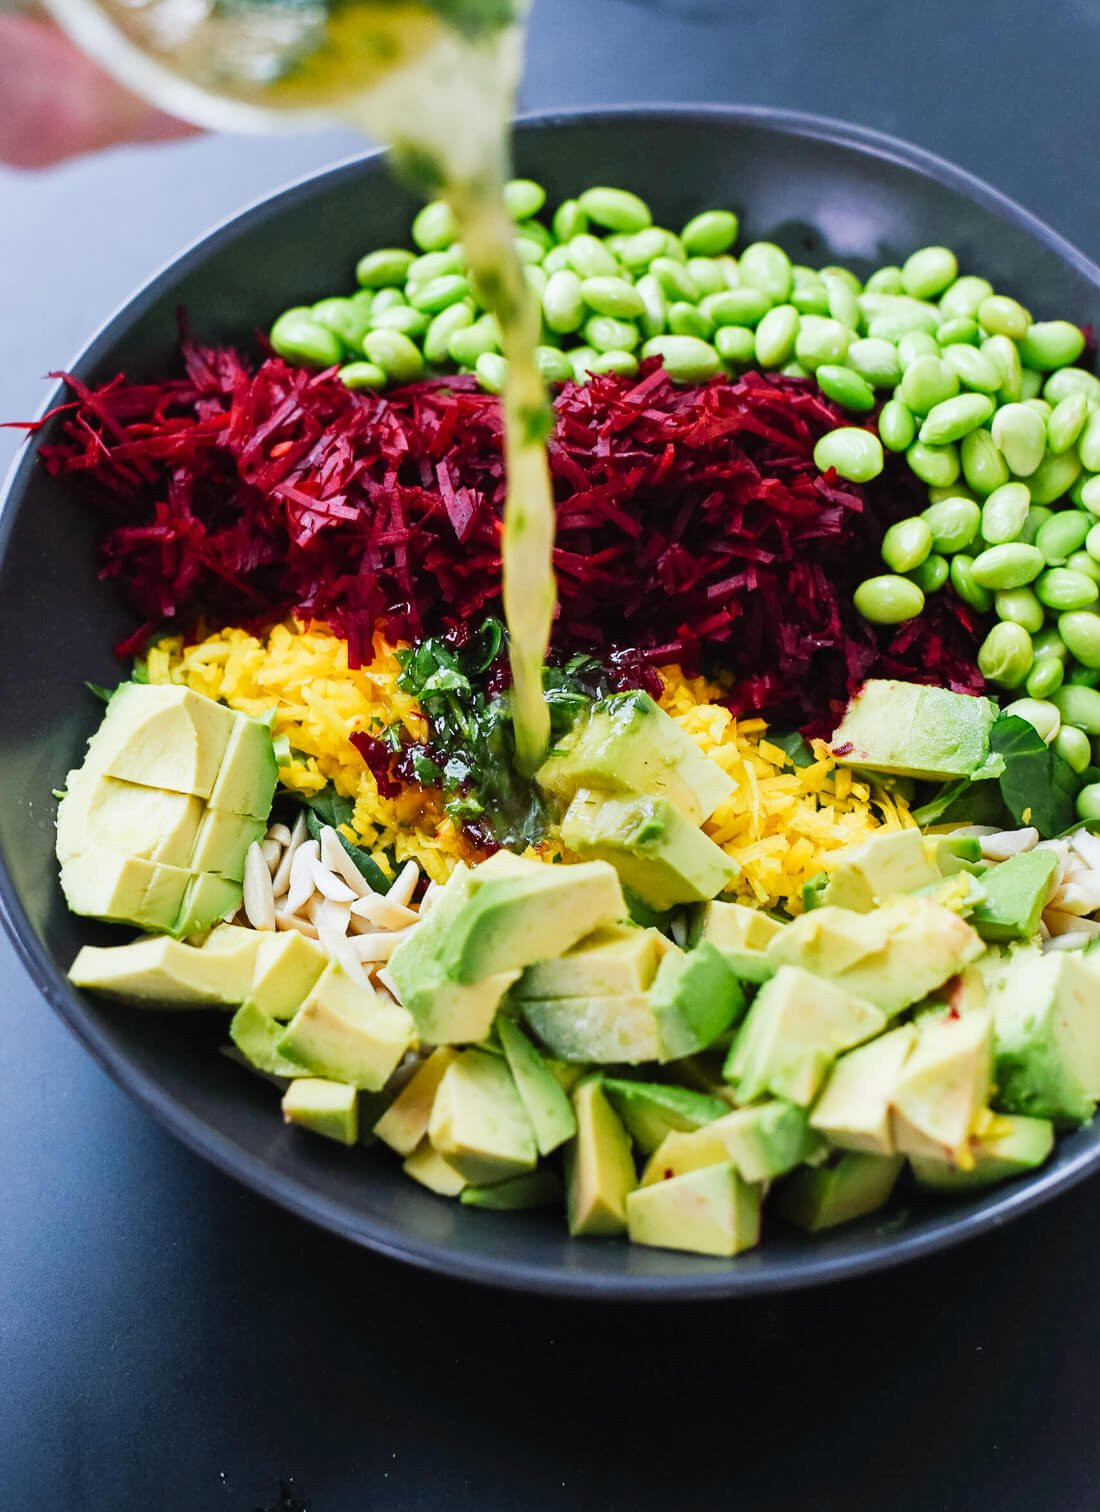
[989,713,1079,838]
[299,790,394,894]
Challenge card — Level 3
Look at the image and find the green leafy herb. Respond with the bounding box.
[300,789,394,893]
[770,729,816,769]
[990,713,1079,838]
[911,779,975,828]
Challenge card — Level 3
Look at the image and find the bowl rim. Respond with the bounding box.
[4,101,1100,1301]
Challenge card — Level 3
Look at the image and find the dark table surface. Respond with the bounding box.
[4,3,1100,1508]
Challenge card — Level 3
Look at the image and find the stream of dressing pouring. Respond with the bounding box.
[41,0,557,771]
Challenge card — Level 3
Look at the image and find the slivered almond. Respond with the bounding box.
[376,967,401,1001]
[243,842,276,931]
[980,828,1039,861]
[312,858,358,904]
[349,929,414,963]
[1044,909,1100,937]
[307,894,351,937]
[1052,877,1100,915]
[387,860,420,909]
[1046,931,1093,952]
[272,811,309,899]
[319,825,370,898]
[351,893,420,931]
[317,926,367,978]
[1071,829,1100,872]
[285,839,320,913]
[261,838,282,873]
[275,911,319,939]
[266,823,292,847]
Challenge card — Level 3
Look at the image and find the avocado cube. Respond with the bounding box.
[890,1010,994,1163]
[171,872,242,939]
[521,992,661,1064]
[565,1078,637,1237]
[373,1048,460,1156]
[774,1151,904,1232]
[810,1025,917,1156]
[497,1018,577,1156]
[830,679,1000,783]
[910,1113,1055,1190]
[716,948,778,985]
[649,941,747,1061]
[627,1163,761,1258]
[428,1049,537,1184]
[69,935,251,1007]
[819,828,939,912]
[561,789,738,910]
[57,771,204,869]
[100,682,237,798]
[281,1077,359,1145]
[207,713,278,819]
[60,853,191,932]
[201,923,266,981]
[403,1140,467,1196]
[230,1001,308,1077]
[705,1100,824,1182]
[936,835,984,876]
[537,690,734,824]
[725,965,886,1106]
[969,849,1059,943]
[639,1127,729,1185]
[250,931,328,1020]
[278,961,415,1090]
[460,1171,564,1210]
[602,1078,729,1154]
[691,900,783,952]
[990,952,1100,1124]
[387,944,520,1045]
[514,924,661,999]
[188,810,267,881]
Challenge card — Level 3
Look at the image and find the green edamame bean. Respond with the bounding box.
[879,398,917,453]
[568,347,598,382]
[1020,369,1044,401]
[475,352,508,393]
[1004,697,1061,743]
[792,265,823,291]
[511,235,544,267]
[1028,451,1083,506]
[411,200,458,252]
[338,361,387,391]
[355,248,416,289]
[1046,394,1089,455]
[1046,367,1100,405]
[407,249,462,287]
[615,227,668,272]
[1078,412,1100,474]
[635,274,668,340]
[813,428,884,482]
[640,335,722,383]
[1086,522,1100,562]
[1059,613,1100,669]
[881,516,933,573]
[982,335,1023,403]
[685,258,728,299]
[1036,509,1091,564]
[515,220,553,256]
[669,302,715,341]
[977,294,1031,340]
[348,289,375,315]
[853,575,925,623]
[950,554,994,611]
[816,364,875,412]
[371,304,431,338]
[739,242,793,303]
[995,587,1045,633]
[754,305,800,368]
[552,198,587,242]
[980,481,1032,545]
[794,316,850,371]
[270,309,344,367]
[1081,477,1100,518]
[577,186,652,233]
[1033,626,1069,661]
[824,275,861,330]
[681,210,739,256]
[1054,680,1100,730]
[524,264,548,302]
[909,553,949,593]
[407,272,470,314]
[543,246,572,275]
[782,362,811,378]
[962,427,1011,496]
[361,329,425,384]
[920,393,995,446]
[504,178,546,221]
[1025,399,1053,418]
[897,330,941,368]
[847,338,901,388]
[1068,666,1100,687]
[311,297,372,348]
[867,303,940,342]
[699,290,756,328]
[922,496,980,553]
[977,620,1034,687]
[587,350,640,378]
[1068,549,1100,583]
[942,343,1002,394]
[991,402,1046,478]
[971,542,1045,589]
[370,289,407,316]
[580,276,645,320]
[650,257,701,304]
[424,303,475,366]
[866,266,905,294]
[585,315,640,353]
[1036,567,1099,611]
[819,266,862,294]
[902,246,958,299]
[937,317,980,347]
[716,254,742,286]
[899,356,959,416]
[1076,783,1100,820]
[939,275,994,321]
[907,441,961,488]
[1018,321,1086,371]
[567,234,620,279]
[928,483,979,504]
[657,233,687,265]
[533,346,574,385]
[715,325,756,365]
[448,315,500,366]
[1054,724,1092,773]
[791,285,831,317]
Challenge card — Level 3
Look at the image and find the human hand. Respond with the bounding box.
[0,15,198,168]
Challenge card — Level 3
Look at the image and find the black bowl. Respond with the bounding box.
[4,106,1099,1299]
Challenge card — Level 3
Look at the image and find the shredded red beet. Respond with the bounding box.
[33,340,983,728]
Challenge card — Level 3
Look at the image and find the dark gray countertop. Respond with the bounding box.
[4,3,1100,1507]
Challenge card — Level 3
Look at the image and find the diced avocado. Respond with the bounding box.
[969,849,1059,943]
[230,1000,308,1077]
[561,789,738,910]
[520,992,660,1064]
[705,1100,824,1182]
[188,810,267,882]
[989,951,1100,1124]
[774,1151,904,1232]
[171,872,242,939]
[99,682,237,798]
[910,1114,1055,1190]
[718,948,778,985]
[545,1058,587,1094]
[818,829,940,912]
[565,1077,637,1237]
[627,1163,761,1258]
[936,835,983,876]
[277,961,415,1090]
[201,922,266,978]
[460,1171,563,1210]
[649,941,746,1060]
[250,930,328,1020]
[810,1025,917,1156]
[389,955,519,1045]
[891,1009,994,1163]
[639,1127,729,1184]
[69,934,252,1007]
[403,1140,467,1196]
[768,896,984,1016]
[602,1077,729,1154]
[830,679,1001,783]
[281,1077,358,1145]
[428,1049,537,1184]
[373,1048,459,1156]
[60,853,190,932]
[497,1018,577,1155]
[691,900,782,952]
[724,965,886,1106]
[206,713,278,819]
[536,689,734,824]
[514,924,660,999]
[57,770,204,869]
